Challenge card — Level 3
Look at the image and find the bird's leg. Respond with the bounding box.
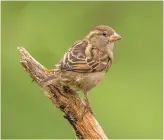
[84,92,93,114]
[78,92,93,121]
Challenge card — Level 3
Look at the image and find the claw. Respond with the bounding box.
[79,92,93,121]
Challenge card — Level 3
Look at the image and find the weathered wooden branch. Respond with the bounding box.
[17,47,108,139]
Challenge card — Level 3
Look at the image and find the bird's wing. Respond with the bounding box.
[56,40,111,73]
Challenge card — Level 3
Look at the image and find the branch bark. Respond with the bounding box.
[17,47,108,139]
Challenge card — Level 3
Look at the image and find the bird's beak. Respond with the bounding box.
[109,32,122,41]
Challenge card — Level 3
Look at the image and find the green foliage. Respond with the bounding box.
[1,1,163,139]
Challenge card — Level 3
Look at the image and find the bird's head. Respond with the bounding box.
[86,25,121,51]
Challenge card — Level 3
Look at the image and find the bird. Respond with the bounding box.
[43,25,121,114]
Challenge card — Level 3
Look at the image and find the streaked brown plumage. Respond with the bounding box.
[43,25,121,113]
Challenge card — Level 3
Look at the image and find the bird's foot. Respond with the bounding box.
[84,99,93,114]
[79,99,93,121]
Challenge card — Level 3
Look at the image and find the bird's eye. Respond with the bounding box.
[102,33,107,36]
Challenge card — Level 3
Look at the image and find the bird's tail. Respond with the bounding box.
[40,68,58,88]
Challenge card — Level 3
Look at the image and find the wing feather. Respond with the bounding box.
[56,40,111,73]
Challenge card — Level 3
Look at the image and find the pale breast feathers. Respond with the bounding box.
[56,40,111,73]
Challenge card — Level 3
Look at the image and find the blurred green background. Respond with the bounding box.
[1,1,163,139]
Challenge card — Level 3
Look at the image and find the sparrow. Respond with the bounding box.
[43,25,121,113]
